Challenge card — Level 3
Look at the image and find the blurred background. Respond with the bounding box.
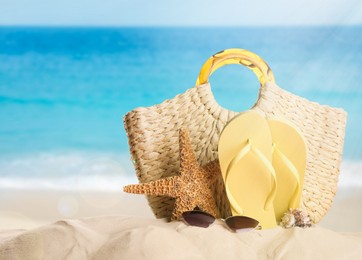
[0,0,361,230]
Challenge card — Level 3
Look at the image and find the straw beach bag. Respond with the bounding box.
[124,49,347,223]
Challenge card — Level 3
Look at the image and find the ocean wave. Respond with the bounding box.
[338,161,362,187]
[0,152,138,191]
[0,152,361,190]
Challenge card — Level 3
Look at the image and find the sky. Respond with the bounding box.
[0,0,361,26]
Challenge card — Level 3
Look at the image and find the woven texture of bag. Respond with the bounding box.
[256,82,347,223]
[124,49,347,223]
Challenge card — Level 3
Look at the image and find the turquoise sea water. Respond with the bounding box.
[0,26,361,189]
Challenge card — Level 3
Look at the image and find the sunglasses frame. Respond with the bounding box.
[181,209,261,232]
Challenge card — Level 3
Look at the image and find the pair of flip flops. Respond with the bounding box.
[218,110,307,229]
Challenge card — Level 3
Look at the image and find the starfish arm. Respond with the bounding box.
[179,128,199,172]
[171,197,196,221]
[123,176,178,197]
[196,192,221,219]
[202,159,221,183]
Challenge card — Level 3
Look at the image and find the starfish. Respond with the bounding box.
[123,128,221,220]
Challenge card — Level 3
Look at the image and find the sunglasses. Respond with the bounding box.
[181,209,261,232]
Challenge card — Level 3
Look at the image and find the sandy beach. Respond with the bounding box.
[1,187,362,259]
[0,188,153,230]
[0,186,361,232]
[1,197,362,259]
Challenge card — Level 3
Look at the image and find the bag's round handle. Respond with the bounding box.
[196,49,275,86]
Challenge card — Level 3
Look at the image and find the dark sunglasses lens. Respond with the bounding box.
[182,211,215,228]
[225,216,260,232]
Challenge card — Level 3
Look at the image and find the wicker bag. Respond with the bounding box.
[124,49,347,223]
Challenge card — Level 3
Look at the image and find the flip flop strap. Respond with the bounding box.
[225,139,277,215]
[273,144,301,209]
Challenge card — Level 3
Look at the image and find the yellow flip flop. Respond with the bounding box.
[267,118,307,223]
[218,110,277,229]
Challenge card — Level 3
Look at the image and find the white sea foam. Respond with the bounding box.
[0,153,361,190]
[0,152,138,191]
[338,160,362,187]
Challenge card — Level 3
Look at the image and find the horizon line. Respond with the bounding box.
[0,24,361,29]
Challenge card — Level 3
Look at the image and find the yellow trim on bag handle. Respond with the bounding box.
[196,48,275,86]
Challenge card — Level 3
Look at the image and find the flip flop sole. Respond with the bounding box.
[268,118,307,222]
[218,110,277,229]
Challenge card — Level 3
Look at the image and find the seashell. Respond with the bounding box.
[292,208,312,228]
[280,209,296,228]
